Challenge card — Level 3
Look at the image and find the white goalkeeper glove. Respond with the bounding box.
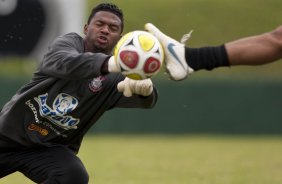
[145,23,194,81]
[107,56,121,73]
[117,77,153,97]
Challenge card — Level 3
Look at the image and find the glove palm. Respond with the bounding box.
[117,77,153,97]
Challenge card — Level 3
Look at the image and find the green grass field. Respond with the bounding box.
[2,135,282,184]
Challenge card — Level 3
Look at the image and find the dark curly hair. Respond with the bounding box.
[87,3,124,32]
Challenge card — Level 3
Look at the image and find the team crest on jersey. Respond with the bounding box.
[34,93,80,130]
[89,76,106,93]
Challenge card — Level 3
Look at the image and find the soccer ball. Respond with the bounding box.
[114,31,164,80]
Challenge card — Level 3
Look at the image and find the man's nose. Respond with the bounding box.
[101,25,110,34]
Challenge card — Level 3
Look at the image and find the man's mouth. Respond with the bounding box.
[97,36,108,45]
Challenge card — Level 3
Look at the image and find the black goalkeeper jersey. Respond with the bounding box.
[0,33,157,152]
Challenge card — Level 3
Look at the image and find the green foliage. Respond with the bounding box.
[1,0,282,78]
[88,0,281,44]
[0,57,36,77]
[85,0,281,80]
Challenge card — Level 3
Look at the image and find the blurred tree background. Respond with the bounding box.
[0,0,281,134]
[88,0,282,80]
[2,0,282,79]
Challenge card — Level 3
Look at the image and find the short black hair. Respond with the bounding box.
[87,3,124,32]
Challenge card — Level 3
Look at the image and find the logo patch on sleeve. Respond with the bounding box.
[89,76,106,93]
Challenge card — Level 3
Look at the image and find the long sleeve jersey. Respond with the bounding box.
[0,33,157,152]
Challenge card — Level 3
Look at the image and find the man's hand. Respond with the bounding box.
[145,23,194,81]
[117,77,153,97]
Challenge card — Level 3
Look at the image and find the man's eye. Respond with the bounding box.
[96,22,103,26]
[110,26,119,32]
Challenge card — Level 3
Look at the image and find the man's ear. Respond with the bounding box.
[83,24,88,35]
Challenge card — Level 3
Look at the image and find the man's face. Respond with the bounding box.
[84,11,122,54]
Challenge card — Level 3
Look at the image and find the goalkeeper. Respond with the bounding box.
[0,3,156,184]
[145,23,282,81]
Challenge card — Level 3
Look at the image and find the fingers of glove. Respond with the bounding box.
[123,84,133,97]
[117,77,131,92]
[144,23,162,37]
[142,79,153,96]
[144,23,168,43]
[118,78,153,97]
[133,79,153,96]
[117,80,125,93]
[145,23,180,48]
[117,78,133,97]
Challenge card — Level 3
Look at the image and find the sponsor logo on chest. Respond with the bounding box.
[33,93,80,130]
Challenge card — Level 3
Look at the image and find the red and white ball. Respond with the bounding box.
[114,31,164,80]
